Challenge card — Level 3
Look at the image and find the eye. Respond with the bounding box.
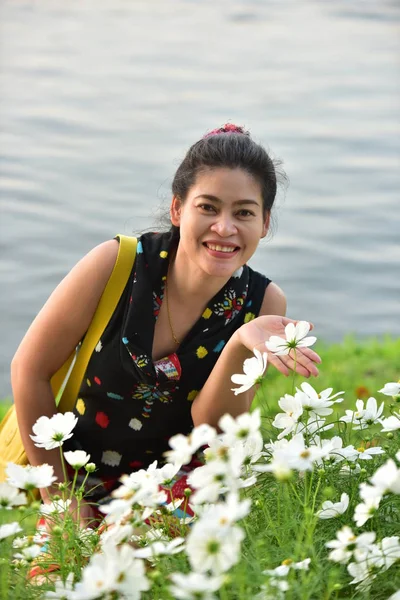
[236,209,255,218]
[198,203,217,213]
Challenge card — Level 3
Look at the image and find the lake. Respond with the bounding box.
[1,0,399,396]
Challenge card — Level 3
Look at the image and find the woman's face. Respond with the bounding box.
[170,167,269,280]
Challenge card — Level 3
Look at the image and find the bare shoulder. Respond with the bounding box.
[12,239,120,378]
[259,282,287,317]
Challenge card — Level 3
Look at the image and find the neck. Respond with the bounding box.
[169,248,230,305]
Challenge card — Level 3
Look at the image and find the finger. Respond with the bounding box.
[286,351,319,377]
[299,347,321,363]
[289,348,320,373]
[267,352,290,377]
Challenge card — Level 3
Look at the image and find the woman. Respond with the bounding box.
[11,124,320,523]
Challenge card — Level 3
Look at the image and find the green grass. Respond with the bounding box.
[254,335,400,413]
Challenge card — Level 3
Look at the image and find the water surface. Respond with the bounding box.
[1,0,399,395]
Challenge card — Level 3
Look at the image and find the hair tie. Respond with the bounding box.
[203,123,250,139]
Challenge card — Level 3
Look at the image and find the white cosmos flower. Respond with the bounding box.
[30,412,78,450]
[133,538,185,559]
[347,560,376,589]
[380,413,400,432]
[388,592,400,600]
[13,543,42,562]
[199,493,251,529]
[0,522,22,540]
[44,572,74,599]
[6,463,57,490]
[155,462,182,486]
[64,450,90,469]
[164,424,217,464]
[317,493,349,519]
[315,436,357,465]
[169,572,225,600]
[359,482,382,502]
[218,408,262,446]
[341,398,384,430]
[73,543,149,600]
[377,536,400,569]
[353,497,381,527]
[253,456,293,481]
[272,394,303,439]
[340,400,367,429]
[274,433,326,471]
[379,382,400,397]
[99,498,133,523]
[186,522,244,575]
[360,397,385,426]
[265,321,316,355]
[0,482,27,509]
[189,460,238,505]
[99,523,134,548]
[354,445,385,460]
[296,382,344,417]
[325,526,376,564]
[370,458,400,495]
[263,557,311,577]
[231,348,267,394]
[40,499,72,515]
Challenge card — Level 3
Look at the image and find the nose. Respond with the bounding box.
[210,214,238,237]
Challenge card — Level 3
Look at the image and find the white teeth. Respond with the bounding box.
[206,243,236,253]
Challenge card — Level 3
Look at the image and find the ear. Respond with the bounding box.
[170,196,182,227]
[261,212,271,238]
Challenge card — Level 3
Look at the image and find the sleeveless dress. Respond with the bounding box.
[64,231,271,502]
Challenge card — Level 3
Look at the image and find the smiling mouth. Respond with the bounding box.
[204,243,239,253]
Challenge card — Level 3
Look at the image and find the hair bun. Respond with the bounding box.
[203,123,250,138]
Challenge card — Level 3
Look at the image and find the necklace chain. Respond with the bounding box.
[165,263,181,345]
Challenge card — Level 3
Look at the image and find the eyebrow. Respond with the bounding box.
[194,194,261,207]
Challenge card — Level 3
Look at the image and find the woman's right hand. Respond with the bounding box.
[235,315,321,379]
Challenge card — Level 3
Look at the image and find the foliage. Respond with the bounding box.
[0,336,399,599]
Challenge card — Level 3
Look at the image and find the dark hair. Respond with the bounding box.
[172,125,280,218]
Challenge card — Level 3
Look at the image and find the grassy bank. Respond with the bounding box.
[254,335,400,413]
[1,336,399,421]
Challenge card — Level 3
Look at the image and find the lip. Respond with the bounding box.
[203,240,240,249]
[203,241,240,259]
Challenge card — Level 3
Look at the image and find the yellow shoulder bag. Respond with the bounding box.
[0,235,137,482]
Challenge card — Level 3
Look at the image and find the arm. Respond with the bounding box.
[191,282,319,428]
[11,240,119,500]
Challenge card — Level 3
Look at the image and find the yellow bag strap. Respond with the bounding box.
[54,235,137,414]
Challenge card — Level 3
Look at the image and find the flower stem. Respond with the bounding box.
[59,446,68,498]
[291,349,297,395]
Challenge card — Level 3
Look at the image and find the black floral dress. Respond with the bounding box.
[64,231,271,502]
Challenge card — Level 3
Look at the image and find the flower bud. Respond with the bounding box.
[52,525,63,536]
[85,462,96,473]
[359,468,367,476]
[184,488,192,498]
[332,583,342,591]
[317,469,325,477]
[386,433,394,440]
[30,501,41,511]
[322,486,335,499]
